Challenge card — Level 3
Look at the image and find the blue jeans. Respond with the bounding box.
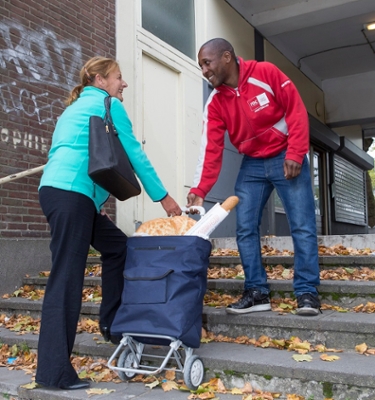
[235,151,320,297]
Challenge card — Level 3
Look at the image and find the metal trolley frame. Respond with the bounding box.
[107,332,205,390]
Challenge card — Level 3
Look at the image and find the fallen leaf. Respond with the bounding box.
[161,380,179,391]
[164,369,176,381]
[197,392,216,399]
[314,344,326,353]
[320,354,340,361]
[355,343,368,354]
[287,395,305,400]
[20,381,38,389]
[289,342,311,352]
[292,354,312,362]
[145,380,160,389]
[241,381,253,393]
[86,388,115,397]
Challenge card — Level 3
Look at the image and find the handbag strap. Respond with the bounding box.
[104,96,117,134]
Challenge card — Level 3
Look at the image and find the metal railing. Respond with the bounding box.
[0,165,45,185]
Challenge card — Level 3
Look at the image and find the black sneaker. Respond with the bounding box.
[296,293,321,316]
[226,288,271,314]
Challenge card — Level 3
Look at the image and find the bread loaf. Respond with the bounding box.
[221,196,239,211]
[135,215,196,236]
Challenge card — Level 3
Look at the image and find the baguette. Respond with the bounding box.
[221,196,239,211]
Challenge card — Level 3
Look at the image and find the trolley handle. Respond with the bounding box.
[181,206,206,217]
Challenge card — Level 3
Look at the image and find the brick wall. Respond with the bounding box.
[0,0,117,238]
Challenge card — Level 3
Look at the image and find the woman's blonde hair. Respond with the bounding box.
[65,56,120,105]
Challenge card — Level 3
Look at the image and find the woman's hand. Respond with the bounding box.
[160,194,182,217]
[100,209,112,220]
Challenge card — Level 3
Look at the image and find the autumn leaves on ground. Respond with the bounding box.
[1,244,375,399]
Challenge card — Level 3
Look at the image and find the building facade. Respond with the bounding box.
[0,0,117,239]
[0,0,373,242]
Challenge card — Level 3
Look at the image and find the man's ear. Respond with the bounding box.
[223,51,232,64]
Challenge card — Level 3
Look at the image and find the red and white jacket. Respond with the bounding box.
[190,57,309,199]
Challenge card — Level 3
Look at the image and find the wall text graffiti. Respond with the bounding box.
[0,20,82,90]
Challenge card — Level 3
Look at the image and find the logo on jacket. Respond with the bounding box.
[248,92,270,112]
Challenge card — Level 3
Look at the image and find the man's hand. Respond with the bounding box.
[283,159,302,180]
[186,193,204,214]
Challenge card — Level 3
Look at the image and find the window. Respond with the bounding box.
[333,155,366,225]
[142,0,196,59]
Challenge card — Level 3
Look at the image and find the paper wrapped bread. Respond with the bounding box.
[135,215,196,236]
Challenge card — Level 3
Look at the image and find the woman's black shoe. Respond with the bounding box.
[60,379,90,390]
[100,326,121,344]
[110,334,122,345]
[100,326,111,342]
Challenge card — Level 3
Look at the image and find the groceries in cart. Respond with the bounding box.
[134,215,196,236]
[134,195,239,239]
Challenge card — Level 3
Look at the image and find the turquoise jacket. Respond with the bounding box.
[39,86,167,212]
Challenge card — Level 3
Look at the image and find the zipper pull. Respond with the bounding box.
[235,88,240,97]
[105,124,109,133]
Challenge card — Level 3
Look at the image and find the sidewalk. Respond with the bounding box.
[0,366,242,400]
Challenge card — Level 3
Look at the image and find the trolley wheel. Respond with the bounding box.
[183,355,205,390]
[117,348,137,381]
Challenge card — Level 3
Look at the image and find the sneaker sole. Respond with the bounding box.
[226,303,271,315]
[296,307,319,316]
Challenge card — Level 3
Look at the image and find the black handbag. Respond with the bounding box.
[88,96,141,201]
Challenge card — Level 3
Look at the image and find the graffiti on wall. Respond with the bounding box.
[0,20,81,89]
[0,82,65,126]
[1,127,49,152]
[0,19,82,151]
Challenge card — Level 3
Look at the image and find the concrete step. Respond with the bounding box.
[212,234,375,252]
[0,328,374,400]
[21,274,375,308]
[88,254,375,268]
[1,293,374,351]
[203,307,375,349]
[209,254,375,268]
[208,279,375,308]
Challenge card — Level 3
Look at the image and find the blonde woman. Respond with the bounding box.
[36,56,181,390]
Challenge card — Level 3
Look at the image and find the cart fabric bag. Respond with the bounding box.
[111,235,212,348]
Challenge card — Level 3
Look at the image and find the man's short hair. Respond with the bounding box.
[201,38,236,58]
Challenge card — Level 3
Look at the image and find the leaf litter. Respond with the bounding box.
[2,243,375,398]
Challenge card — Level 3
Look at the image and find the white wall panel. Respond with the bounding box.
[141,54,179,222]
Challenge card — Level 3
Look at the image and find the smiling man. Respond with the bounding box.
[187,38,321,317]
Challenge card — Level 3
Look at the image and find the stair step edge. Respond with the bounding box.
[1,299,375,334]
[21,276,375,296]
[0,328,373,391]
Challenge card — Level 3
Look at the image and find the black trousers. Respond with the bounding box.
[36,187,127,388]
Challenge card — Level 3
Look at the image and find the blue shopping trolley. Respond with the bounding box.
[107,235,212,390]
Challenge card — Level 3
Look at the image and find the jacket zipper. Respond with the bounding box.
[93,182,110,208]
